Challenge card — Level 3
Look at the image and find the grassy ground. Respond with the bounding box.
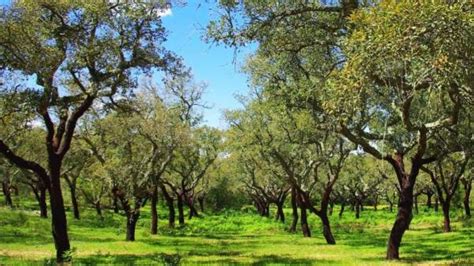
[0,198,472,265]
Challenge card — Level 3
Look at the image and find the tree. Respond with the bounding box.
[335,156,387,219]
[0,1,180,260]
[62,144,93,220]
[422,152,470,232]
[226,99,350,243]
[209,1,472,260]
[327,3,472,258]
[164,126,220,224]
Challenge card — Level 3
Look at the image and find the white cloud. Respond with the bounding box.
[157,7,172,17]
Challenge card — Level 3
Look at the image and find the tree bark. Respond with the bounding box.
[113,193,119,214]
[160,183,175,228]
[177,193,185,225]
[39,185,48,218]
[290,188,298,233]
[126,212,140,241]
[2,180,13,208]
[198,196,205,212]
[386,182,413,260]
[442,201,451,232]
[187,196,199,219]
[276,202,285,223]
[463,181,471,217]
[150,185,158,235]
[374,195,378,211]
[339,202,345,218]
[320,212,336,244]
[434,197,439,212]
[426,193,432,208]
[355,201,360,219]
[300,206,311,237]
[48,163,71,263]
[95,201,102,217]
[70,185,80,220]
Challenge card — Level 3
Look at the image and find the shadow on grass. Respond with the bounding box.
[0,253,331,265]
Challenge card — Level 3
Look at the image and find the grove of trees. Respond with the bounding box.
[0,0,472,263]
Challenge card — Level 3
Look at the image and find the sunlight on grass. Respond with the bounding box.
[0,204,472,265]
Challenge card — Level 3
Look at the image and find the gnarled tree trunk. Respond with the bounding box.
[386,183,413,260]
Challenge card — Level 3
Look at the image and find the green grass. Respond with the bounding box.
[0,200,472,265]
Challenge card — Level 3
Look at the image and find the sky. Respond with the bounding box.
[160,1,253,128]
[0,0,253,128]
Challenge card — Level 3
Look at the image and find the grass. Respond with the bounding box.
[0,198,473,265]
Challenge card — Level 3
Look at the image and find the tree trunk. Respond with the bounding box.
[177,194,185,226]
[2,180,13,208]
[386,182,413,260]
[48,164,71,263]
[160,184,175,228]
[150,185,158,235]
[329,201,334,216]
[426,193,432,208]
[434,197,439,212]
[389,201,393,213]
[463,182,471,218]
[187,196,199,219]
[70,185,80,220]
[339,202,345,218]
[290,188,298,233]
[442,201,451,232]
[126,212,140,241]
[113,193,119,214]
[320,212,336,244]
[355,201,360,219]
[198,196,205,212]
[95,201,102,217]
[276,202,285,223]
[374,195,378,211]
[300,206,311,237]
[39,185,48,218]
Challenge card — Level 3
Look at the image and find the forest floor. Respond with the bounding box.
[0,199,473,265]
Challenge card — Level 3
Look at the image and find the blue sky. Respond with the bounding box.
[161,1,252,128]
[0,0,252,128]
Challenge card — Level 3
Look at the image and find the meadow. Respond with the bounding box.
[0,197,472,265]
